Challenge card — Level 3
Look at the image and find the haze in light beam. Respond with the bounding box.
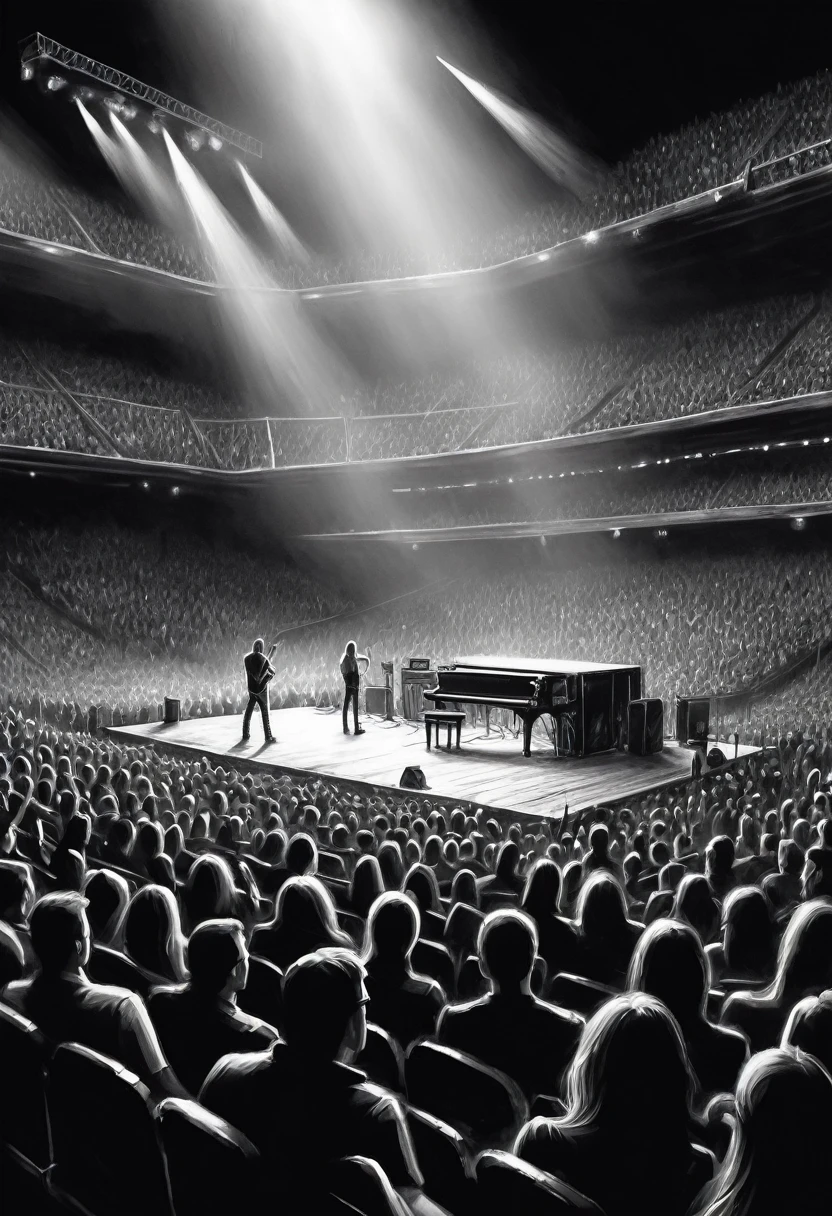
[238,163,309,264]
[108,113,184,230]
[163,128,356,415]
[437,58,600,196]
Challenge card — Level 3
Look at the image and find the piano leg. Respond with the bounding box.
[522,715,533,758]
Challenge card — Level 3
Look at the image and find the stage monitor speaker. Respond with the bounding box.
[676,697,710,745]
[164,697,180,725]
[399,765,429,790]
[628,698,664,756]
[708,746,727,768]
[365,686,388,716]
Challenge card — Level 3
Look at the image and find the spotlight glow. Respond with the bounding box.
[238,162,309,262]
[47,76,67,91]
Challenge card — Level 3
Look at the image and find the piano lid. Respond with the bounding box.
[453,656,640,676]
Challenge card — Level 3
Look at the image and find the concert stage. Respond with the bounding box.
[107,708,761,822]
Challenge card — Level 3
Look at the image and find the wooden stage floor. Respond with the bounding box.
[107,708,761,821]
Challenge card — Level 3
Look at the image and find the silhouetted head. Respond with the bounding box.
[671,874,719,944]
[450,867,478,909]
[576,871,629,937]
[494,840,520,883]
[781,990,832,1076]
[364,891,419,963]
[767,899,832,1000]
[283,947,368,1062]
[253,638,264,655]
[696,1048,832,1216]
[721,887,774,976]
[403,862,441,914]
[287,833,318,876]
[562,992,694,1131]
[275,875,349,946]
[30,891,90,975]
[82,868,129,945]
[627,918,708,1023]
[377,840,404,889]
[521,858,561,920]
[350,855,384,918]
[184,853,237,928]
[589,824,609,857]
[124,885,187,982]
[0,860,35,924]
[706,835,735,878]
[188,918,248,996]
[478,908,537,991]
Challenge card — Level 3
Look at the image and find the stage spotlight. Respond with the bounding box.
[148,115,164,135]
[540,536,547,546]
[612,528,621,539]
[121,105,138,122]
[791,517,806,531]
[412,543,419,551]
[537,252,550,262]
[171,485,180,497]
[655,529,668,540]
[21,64,34,82]
[29,471,36,478]
[141,481,150,490]
[184,129,204,151]
[47,75,67,92]
[208,135,223,151]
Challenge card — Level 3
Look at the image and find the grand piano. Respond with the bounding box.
[424,656,642,758]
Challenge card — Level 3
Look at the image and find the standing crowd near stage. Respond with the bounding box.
[3,702,832,1213]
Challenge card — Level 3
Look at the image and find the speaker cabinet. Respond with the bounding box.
[164,697,180,724]
[628,698,664,755]
[364,686,388,716]
[676,697,710,744]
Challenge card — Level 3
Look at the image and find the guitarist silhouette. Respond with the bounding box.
[242,637,278,743]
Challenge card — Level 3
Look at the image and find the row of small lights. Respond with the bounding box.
[22,63,225,152]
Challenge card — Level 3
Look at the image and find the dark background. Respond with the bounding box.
[1,0,830,252]
[3,2,831,157]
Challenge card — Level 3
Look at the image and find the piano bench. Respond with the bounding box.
[424,710,466,751]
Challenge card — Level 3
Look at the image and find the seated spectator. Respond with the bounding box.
[573,871,643,986]
[377,840,404,891]
[82,868,130,947]
[706,837,738,903]
[181,853,243,934]
[643,861,686,925]
[580,823,622,880]
[558,859,583,918]
[721,900,832,1051]
[449,867,479,909]
[780,988,832,1075]
[147,918,278,1094]
[402,863,444,938]
[251,875,352,971]
[762,839,803,914]
[51,812,91,890]
[478,841,524,902]
[0,920,25,985]
[0,859,35,970]
[0,891,186,1099]
[515,993,713,1216]
[270,832,318,896]
[691,1048,832,1216]
[672,873,720,945]
[520,858,579,977]
[362,892,444,1049]
[200,948,422,1210]
[350,854,384,919]
[627,919,748,1102]
[803,818,832,898]
[437,908,583,1100]
[706,887,776,986]
[123,885,188,985]
[130,820,176,891]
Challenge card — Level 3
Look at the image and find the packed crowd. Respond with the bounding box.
[2,518,830,744]
[5,71,832,287]
[4,703,832,1213]
[396,445,832,531]
[0,522,348,727]
[0,290,824,470]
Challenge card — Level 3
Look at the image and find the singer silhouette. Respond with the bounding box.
[242,638,277,743]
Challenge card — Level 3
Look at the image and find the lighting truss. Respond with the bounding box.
[19,32,263,158]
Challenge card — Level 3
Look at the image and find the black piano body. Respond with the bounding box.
[424,656,642,758]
